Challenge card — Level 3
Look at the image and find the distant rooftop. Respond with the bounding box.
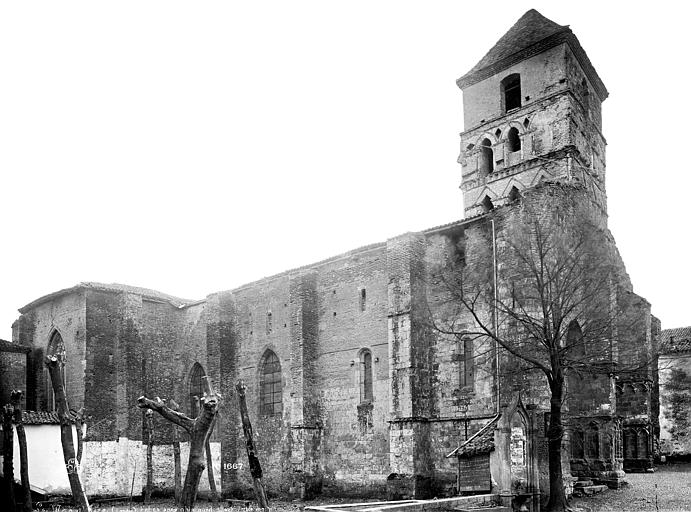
[659,326,691,354]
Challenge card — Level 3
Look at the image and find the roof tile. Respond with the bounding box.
[464,10,567,79]
[660,327,691,354]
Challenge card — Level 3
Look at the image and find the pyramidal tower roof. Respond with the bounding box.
[457,9,608,100]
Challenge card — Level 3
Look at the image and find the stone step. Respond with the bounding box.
[577,484,608,496]
[574,479,593,487]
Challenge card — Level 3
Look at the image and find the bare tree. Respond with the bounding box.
[137,378,220,512]
[45,356,91,512]
[11,391,31,512]
[431,184,651,512]
[144,409,154,503]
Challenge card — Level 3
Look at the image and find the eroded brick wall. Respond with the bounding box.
[14,291,86,413]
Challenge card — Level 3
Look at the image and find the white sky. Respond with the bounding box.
[1,1,689,339]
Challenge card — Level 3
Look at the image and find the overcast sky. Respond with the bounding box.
[1,1,689,339]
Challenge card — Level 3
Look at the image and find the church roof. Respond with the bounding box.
[457,9,608,101]
[464,10,567,79]
[19,281,203,313]
[659,326,691,354]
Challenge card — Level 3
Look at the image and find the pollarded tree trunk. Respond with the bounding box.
[545,376,570,512]
[236,380,269,511]
[73,408,85,466]
[137,380,220,512]
[2,403,17,512]
[10,390,32,512]
[205,416,219,504]
[45,356,91,512]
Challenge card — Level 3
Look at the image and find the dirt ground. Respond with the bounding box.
[571,463,691,512]
[33,465,691,511]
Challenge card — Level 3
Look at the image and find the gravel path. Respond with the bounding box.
[571,464,691,512]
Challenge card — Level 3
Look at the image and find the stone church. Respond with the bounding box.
[2,9,659,503]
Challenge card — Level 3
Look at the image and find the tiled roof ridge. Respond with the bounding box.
[659,326,691,354]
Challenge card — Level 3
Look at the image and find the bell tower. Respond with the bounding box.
[457,9,609,218]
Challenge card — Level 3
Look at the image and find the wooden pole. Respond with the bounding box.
[145,409,154,503]
[10,390,32,512]
[169,399,183,504]
[2,403,17,512]
[235,380,269,512]
[45,356,91,512]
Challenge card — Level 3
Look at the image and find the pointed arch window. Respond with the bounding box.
[501,74,521,112]
[260,350,282,416]
[508,186,521,203]
[359,349,373,403]
[189,363,206,418]
[481,196,494,213]
[45,330,66,411]
[585,422,600,459]
[572,428,585,459]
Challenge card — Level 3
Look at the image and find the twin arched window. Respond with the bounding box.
[260,350,282,416]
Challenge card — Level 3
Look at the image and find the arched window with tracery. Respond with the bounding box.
[259,350,282,416]
[359,349,373,403]
[188,362,206,418]
[45,330,66,411]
